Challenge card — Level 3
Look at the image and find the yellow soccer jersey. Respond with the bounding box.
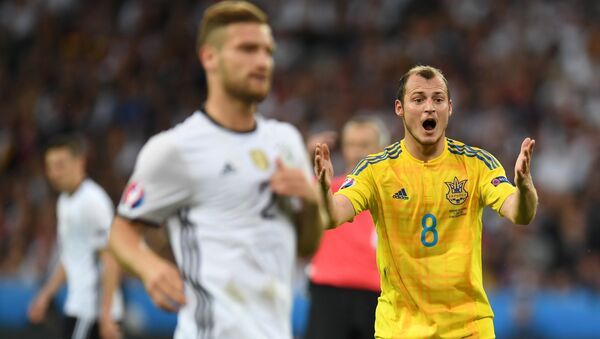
[336,137,516,339]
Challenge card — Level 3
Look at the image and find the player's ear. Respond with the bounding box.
[448,98,453,117]
[395,99,404,118]
[75,155,86,174]
[200,45,217,73]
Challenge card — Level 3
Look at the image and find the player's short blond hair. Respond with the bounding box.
[196,1,268,51]
[343,116,391,148]
[396,65,450,104]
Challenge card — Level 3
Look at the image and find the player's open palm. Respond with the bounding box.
[141,257,186,312]
[314,143,334,191]
[514,137,535,189]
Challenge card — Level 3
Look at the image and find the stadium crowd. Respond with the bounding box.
[1,0,599,326]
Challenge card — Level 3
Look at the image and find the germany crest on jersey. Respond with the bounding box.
[250,149,269,171]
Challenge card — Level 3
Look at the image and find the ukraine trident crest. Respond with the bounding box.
[445,177,468,205]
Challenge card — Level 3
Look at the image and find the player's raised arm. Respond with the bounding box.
[109,217,186,312]
[500,137,538,225]
[314,143,357,228]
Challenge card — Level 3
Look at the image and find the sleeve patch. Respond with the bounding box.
[339,178,356,190]
[121,182,145,208]
[491,176,510,187]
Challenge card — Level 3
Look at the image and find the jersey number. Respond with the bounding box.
[420,213,438,247]
[259,181,277,219]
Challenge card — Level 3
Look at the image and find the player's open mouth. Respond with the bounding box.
[422,119,437,131]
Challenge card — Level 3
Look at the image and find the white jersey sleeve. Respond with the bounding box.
[118,133,194,225]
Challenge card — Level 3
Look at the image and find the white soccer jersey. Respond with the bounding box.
[57,179,124,320]
[118,110,312,339]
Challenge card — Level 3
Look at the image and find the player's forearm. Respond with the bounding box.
[109,216,159,278]
[319,182,350,229]
[508,183,538,225]
[330,194,351,227]
[329,193,358,228]
[142,227,176,264]
[40,262,66,298]
[99,250,120,321]
[296,198,324,258]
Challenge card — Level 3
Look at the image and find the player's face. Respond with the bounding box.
[45,148,84,192]
[217,23,274,103]
[395,74,452,146]
[342,124,381,169]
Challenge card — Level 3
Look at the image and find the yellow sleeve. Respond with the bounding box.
[335,163,377,215]
[479,154,517,215]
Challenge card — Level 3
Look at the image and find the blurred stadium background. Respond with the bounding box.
[1,0,599,338]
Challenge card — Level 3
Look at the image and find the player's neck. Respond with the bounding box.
[205,92,257,132]
[403,135,446,162]
[65,176,86,195]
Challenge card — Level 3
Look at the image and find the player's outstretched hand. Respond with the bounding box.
[28,292,50,323]
[314,143,333,192]
[270,158,318,203]
[514,137,535,189]
[141,257,186,312]
[314,143,337,228]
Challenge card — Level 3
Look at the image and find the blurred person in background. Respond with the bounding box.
[306,116,389,339]
[108,2,325,339]
[28,135,123,339]
[314,65,538,338]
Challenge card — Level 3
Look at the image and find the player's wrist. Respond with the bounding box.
[515,175,534,191]
[138,254,163,283]
[303,185,320,205]
[100,311,112,323]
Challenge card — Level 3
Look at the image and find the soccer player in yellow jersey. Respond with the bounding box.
[314,65,538,338]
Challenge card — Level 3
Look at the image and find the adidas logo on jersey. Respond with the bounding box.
[222,162,236,175]
[392,188,409,200]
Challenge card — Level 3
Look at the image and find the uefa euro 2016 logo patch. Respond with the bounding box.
[339,177,356,190]
[491,176,510,187]
[122,181,144,208]
[445,177,468,205]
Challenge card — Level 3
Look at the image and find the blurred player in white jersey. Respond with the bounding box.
[28,135,123,339]
[108,2,326,339]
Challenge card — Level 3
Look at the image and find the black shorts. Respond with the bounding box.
[63,316,100,339]
[305,282,379,339]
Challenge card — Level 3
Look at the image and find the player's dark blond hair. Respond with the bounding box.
[196,1,268,51]
[396,65,450,104]
[45,134,87,157]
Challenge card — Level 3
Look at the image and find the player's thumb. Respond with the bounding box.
[275,158,286,171]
